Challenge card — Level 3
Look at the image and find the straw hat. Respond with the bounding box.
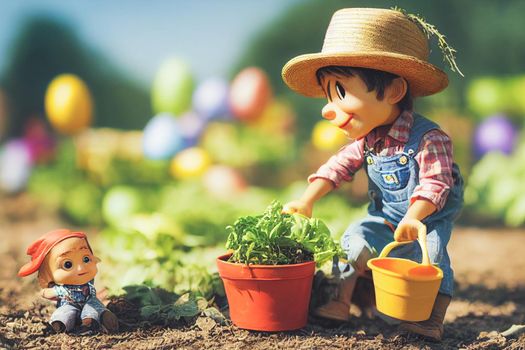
[282,8,449,98]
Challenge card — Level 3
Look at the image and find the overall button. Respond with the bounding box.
[399,155,408,165]
[366,156,374,165]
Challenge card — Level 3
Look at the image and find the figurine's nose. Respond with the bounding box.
[322,104,336,120]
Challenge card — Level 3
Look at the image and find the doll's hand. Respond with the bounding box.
[394,218,423,242]
[283,200,313,218]
[41,287,58,300]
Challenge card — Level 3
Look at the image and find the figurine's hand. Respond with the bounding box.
[283,200,313,218]
[41,287,58,300]
[394,218,422,242]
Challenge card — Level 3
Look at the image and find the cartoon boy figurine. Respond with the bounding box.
[18,229,119,335]
[282,8,463,341]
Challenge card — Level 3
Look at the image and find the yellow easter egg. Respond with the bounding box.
[45,74,93,135]
[170,147,211,179]
[311,120,348,151]
[256,100,296,134]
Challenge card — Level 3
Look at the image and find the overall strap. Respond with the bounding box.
[363,135,373,155]
[403,114,440,156]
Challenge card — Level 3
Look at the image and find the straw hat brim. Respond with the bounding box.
[282,51,449,98]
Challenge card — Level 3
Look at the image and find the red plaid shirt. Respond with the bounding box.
[309,111,454,210]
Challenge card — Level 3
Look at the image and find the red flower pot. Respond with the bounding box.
[216,253,315,331]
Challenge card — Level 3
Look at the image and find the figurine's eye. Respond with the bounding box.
[335,82,346,100]
[83,256,91,264]
[62,260,73,270]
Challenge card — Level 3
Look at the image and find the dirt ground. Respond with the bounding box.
[1,194,525,349]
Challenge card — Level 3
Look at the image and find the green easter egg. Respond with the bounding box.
[466,77,506,118]
[152,58,194,116]
[506,75,525,116]
[102,186,143,227]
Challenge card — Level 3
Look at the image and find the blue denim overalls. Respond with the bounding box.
[50,280,108,331]
[340,114,464,296]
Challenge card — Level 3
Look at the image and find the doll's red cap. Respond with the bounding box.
[18,229,87,277]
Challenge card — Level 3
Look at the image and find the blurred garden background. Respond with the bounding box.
[1,1,525,348]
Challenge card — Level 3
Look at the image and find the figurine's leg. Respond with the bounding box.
[340,215,395,276]
[313,215,393,322]
[82,298,119,333]
[50,304,79,333]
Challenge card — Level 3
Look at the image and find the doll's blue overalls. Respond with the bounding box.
[50,280,108,331]
[339,114,464,296]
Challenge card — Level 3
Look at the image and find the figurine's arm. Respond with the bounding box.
[40,288,58,300]
[284,178,334,217]
[394,199,437,241]
[285,140,365,217]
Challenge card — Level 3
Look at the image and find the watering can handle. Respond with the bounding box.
[378,220,431,266]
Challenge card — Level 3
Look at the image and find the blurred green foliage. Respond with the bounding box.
[464,141,525,227]
[27,137,369,297]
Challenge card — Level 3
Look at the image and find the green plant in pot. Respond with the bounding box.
[216,201,342,331]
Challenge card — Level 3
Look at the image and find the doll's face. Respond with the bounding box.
[43,237,99,285]
[319,73,402,140]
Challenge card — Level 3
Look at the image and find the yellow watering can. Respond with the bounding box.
[367,220,443,322]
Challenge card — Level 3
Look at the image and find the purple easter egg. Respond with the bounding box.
[473,115,518,157]
[192,78,230,120]
[178,112,206,148]
[0,139,33,193]
[23,118,56,163]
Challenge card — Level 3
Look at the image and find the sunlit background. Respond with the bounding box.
[1,0,525,296]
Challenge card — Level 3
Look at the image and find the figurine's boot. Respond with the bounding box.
[51,321,66,333]
[351,274,376,319]
[76,318,98,336]
[313,274,357,322]
[100,310,119,333]
[398,293,451,341]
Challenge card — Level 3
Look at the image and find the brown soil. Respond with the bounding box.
[1,194,525,349]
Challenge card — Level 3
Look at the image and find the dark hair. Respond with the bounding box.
[316,66,413,111]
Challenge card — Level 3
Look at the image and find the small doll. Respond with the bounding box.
[18,229,118,335]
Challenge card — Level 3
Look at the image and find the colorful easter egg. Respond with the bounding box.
[23,118,55,163]
[0,139,32,193]
[466,77,506,118]
[473,115,517,157]
[311,120,348,151]
[45,74,92,135]
[178,112,206,148]
[143,113,184,160]
[193,77,230,120]
[152,58,194,116]
[256,100,296,134]
[506,75,525,116]
[229,67,272,122]
[102,186,143,227]
[203,165,247,199]
[170,147,211,179]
